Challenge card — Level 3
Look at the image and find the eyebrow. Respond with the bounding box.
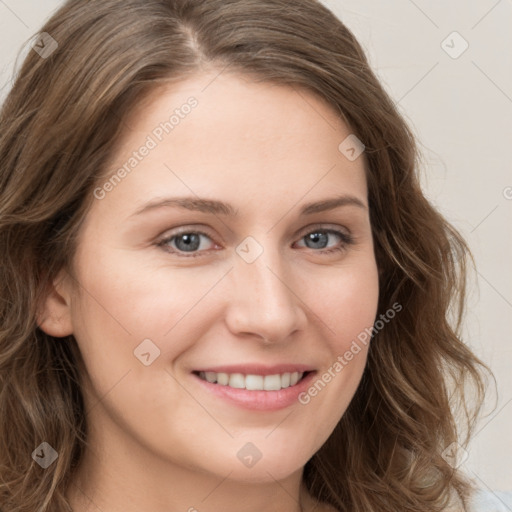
[129,194,367,218]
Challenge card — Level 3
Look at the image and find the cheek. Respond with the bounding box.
[68,246,236,421]
[313,258,380,348]
[71,241,212,342]
[296,258,379,426]
[66,247,180,392]
[68,250,213,444]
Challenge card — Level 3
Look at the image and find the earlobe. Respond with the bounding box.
[36,270,74,338]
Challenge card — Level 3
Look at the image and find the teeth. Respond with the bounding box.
[216,372,229,385]
[198,371,305,390]
[245,374,264,390]
[228,373,245,389]
[205,372,217,383]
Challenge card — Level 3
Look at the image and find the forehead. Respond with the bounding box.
[95,71,368,219]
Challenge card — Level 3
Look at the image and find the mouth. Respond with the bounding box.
[190,364,317,411]
[193,370,313,391]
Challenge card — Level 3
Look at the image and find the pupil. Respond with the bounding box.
[176,233,200,252]
[307,232,327,249]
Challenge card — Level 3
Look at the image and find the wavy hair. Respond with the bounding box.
[0,0,492,510]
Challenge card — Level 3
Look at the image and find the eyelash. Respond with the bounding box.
[156,226,354,258]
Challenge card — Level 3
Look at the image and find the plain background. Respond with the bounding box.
[1,0,510,492]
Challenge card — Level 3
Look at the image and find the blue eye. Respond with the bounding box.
[295,229,353,253]
[158,231,215,256]
[157,227,353,257]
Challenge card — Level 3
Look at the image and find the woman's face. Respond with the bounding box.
[46,72,379,486]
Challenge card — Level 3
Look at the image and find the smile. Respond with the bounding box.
[196,370,307,391]
[191,366,317,411]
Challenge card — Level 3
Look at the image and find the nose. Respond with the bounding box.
[224,244,308,344]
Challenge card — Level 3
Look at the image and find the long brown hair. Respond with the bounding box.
[0,1,491,511]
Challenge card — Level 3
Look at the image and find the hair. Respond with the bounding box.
[0,0,493,511]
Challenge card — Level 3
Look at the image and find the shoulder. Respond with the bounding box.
[466,489,512,512]
[311,490,512,512]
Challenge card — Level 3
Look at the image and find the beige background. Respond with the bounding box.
[1,0,510,492]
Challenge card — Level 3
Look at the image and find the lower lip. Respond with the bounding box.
[192,371,317,411]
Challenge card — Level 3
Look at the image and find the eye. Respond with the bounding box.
[294,228,354,254]
[157,230,217,257]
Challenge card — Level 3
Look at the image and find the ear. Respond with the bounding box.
[37,269,74,337]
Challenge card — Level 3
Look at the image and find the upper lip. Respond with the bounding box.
[193,364,316,376]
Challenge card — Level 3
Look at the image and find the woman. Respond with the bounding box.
[0,0,499,510]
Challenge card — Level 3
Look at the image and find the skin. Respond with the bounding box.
[38,70,379,512]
